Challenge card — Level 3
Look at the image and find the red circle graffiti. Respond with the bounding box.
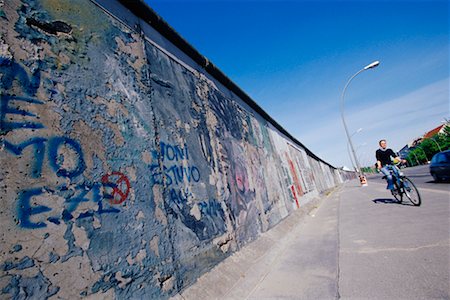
[101,172,130,205]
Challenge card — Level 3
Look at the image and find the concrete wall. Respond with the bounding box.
[0,0,354,298]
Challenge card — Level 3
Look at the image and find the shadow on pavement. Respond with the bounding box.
[372,198,415,206]
[426,180,450,184]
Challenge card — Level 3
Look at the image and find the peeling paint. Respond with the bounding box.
[0,0,354,298]
[150,235,160,258]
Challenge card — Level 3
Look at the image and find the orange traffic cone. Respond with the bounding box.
[360,175,368,186]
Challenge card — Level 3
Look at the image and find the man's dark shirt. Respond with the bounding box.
[376,148,397,167]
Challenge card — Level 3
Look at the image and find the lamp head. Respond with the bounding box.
[364,61,380,70]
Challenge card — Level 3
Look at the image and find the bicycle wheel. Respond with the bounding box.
[402,177,421,206]
[392,181,402,202]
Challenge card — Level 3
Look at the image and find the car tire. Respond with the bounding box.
[431,173,441,182]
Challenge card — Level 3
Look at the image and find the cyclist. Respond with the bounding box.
[375,139,406,193]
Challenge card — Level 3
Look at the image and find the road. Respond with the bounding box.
[339,165,449,299]
[367,164,449,194]
[175,165,449,300]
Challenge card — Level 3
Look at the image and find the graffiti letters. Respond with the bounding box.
[4,136,86,179]
[0,59,43,134]
[150,164,200,186]
[1,60,130,229]
[150,142,200,188]
[159,142,189,162]
[16,181,123,229]
[17,188,52,229]
[169,186,193,206]
[149,142,226,240]
[4,136,130,227]
[198,200,223,218]
[0,96,45,134]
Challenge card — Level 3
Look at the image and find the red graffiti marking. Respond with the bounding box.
[290,185,300,209]
[286,154,304,198]
[101,172,130,205]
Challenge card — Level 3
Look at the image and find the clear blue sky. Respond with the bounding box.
[145,0,449,168]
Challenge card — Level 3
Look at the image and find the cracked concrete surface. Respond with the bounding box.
[0,0,353,298]
[173,176,449,299]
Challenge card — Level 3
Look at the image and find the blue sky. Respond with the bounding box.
[144,0,449,168]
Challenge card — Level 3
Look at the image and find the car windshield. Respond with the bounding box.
[443,152,450,162]
[432,152,450,164]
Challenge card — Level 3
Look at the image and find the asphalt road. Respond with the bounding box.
[176,165,449,299]
[367,164,450,194]
[340,165,449,299]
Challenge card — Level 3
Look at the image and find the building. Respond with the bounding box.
[398,123,448,161]
[408,124,447,148]
[398,144,410,159]
[423,124,446,139]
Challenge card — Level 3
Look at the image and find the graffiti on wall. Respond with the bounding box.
[1,58,130,229]
[149,141,226,241]
[0,0,354,299]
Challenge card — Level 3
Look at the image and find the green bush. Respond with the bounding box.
[406,124,450,165]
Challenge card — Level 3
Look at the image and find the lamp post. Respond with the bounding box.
[347,143,356,172]
[347,128,363,172]
[340,61,380,186]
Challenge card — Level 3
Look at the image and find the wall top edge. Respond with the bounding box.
[113,0,336,169]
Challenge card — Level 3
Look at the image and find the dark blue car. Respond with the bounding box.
[430,150,450,182]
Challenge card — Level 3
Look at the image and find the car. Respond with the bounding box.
[429,150,450,182]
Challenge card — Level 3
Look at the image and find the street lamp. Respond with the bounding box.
[340,61,380,186]
[347,128,363,172]
[347,143,356,172]
[353,128,363,136]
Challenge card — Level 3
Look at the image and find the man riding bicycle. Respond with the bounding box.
[376,139,406,193]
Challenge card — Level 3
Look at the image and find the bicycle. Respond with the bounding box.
[382,164,421,206]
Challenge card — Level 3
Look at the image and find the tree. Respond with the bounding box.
[437,124,450,150]
[406,124,450,165]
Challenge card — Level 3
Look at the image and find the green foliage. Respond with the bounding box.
[406,124,450,165]
[361,166,376,173]
[443,123,450,137]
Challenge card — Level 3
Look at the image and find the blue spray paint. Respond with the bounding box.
[61,222,83,262]
[0,59,40,95]
[4,138,47,178]
[17,182,120,229]
[0,59,43,134]
[0,95,45,133]
[64,183,101,214]
[17,188,51,229]
[47,136,86,178]
[4,136,86,178]
[11,244,23,253]
[160,142,189,161]
[1,271,59,299]
[151,165,201,186]
[1,256,34,271]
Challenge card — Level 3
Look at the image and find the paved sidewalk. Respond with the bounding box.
[173,178,449,299]
[173,187,342,300]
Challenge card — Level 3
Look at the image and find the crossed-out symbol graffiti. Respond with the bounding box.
[101,172,131,205]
